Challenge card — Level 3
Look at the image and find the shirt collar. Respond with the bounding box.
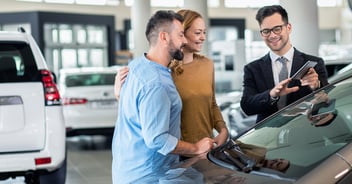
[143,53,172,73]
[269,46,294,62]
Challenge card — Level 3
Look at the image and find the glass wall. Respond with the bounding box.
[44,23,108,75]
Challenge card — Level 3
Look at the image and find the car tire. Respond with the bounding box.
[40,152,67,184]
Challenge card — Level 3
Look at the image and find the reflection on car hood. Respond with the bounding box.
[163,155,294,184]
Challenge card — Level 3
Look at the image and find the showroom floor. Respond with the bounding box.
[66,136,113,184]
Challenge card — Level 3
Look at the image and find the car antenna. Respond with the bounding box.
[17,27,26,33]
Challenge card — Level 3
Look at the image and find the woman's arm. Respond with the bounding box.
[114,66,129,100]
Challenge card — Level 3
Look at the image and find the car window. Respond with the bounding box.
[0,42,39,83]
[236,81,352,179]
[65,73,115,87]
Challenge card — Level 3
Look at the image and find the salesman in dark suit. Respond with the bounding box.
[240,5,329,123]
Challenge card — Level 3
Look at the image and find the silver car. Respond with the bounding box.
[159,68,352,184]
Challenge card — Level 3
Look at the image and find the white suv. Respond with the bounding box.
[0,29,66,183]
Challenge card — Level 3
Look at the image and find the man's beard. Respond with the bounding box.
[172,49,184,60]
[169,40,184,61]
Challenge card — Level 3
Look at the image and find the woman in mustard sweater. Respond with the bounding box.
[168,9,228,146]
[115,9,229,151]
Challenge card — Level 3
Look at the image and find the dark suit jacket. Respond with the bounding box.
[240,48,329,122]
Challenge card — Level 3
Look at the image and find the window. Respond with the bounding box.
[44,23,108,73]
[65,73,115,87]
[17,0,120,6]
[224,0,279,8]
[317,0,341,7]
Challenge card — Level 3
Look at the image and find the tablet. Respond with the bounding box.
[291,61,317,79]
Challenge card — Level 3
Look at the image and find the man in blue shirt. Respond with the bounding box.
[111,10,214,183]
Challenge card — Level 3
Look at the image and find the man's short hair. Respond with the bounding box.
[145,10,184,44]
[255,5,289,25]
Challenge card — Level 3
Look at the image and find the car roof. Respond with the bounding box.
[0,31,31,43]
[59,67,120,75]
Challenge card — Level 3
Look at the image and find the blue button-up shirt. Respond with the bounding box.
[112,55,182,184]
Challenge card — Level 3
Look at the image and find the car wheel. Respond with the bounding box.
[40,152,67,184]
[24,172,40,184]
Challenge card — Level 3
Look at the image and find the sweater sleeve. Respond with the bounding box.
[211,66,227,132]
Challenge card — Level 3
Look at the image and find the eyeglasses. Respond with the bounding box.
[260,24,286,37]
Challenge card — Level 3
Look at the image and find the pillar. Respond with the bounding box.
[131,0,151,57]
[280,0,319,56]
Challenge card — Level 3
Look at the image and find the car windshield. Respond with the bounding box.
[209,72,352,181]
[65,73,115,87]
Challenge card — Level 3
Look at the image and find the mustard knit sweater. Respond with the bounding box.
[171,54,227,144]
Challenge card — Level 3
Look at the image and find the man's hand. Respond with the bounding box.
[194,137,214,155]
[171,137,214,156]
[270,78,299,98]
[301,68,320,90]
[114,66,129,100]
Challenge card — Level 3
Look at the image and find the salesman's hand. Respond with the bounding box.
[270,78,299,98]
[301,68,320,90]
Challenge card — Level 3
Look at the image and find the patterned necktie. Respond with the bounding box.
[278,57,288,82]
[277,57,288,109]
